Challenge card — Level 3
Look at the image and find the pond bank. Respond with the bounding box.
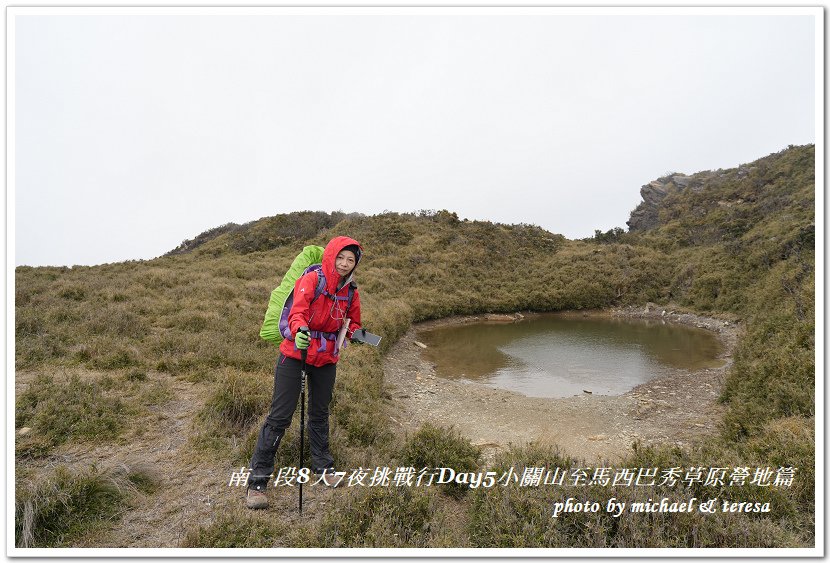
[382,306,741,464]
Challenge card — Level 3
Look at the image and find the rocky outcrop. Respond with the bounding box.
[626,179,671,232]
[626,173,711,232]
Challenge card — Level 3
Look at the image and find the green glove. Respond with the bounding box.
[295,330,311,350]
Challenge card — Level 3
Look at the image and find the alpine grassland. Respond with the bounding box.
[14,145,815,548]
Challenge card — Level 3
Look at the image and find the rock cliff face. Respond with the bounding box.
[626,179,670,232]
[626,173,710,232]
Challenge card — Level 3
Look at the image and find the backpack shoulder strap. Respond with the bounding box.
[346,281,357,311]
[309,265,327,304]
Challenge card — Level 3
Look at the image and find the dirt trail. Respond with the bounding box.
[90,374,341,548]
[383,307,740,465]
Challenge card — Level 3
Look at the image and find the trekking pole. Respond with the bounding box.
[298,326,309,515]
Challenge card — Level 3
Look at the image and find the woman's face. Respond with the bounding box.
[335,250,356,278]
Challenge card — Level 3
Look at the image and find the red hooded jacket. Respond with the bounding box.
[279,236,363,367]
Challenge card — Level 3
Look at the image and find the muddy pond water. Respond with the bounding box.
[416,314,725,398]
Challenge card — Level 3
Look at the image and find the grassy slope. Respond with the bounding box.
[14,145,815,547]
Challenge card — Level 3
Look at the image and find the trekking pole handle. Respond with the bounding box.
[298,326,309,364]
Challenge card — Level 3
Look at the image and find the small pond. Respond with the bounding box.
[416,314,725,398]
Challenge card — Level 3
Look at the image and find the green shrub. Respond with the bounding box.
[199,370,271,431]
[87,306,149,339]
[91,346,142,370]
[318,486,438,547]
[15,465,129,547]
[181,514,285,548]
[16,374,129,452]
[467,443,804,548]
[721,315,814,439]
[400,423,481,498]
[330,347,394,448]
[58,285,86,301]
[737,416,815,512]
[15,308,43,337]
[125,368,147,381]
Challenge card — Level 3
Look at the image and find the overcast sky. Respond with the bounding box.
[12,8,818,266]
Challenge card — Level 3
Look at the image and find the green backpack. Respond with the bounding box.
[259,245,324,346]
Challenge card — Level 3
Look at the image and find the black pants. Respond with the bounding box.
[248,353,336,491]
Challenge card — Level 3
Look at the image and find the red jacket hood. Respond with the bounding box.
[321,236,363,293]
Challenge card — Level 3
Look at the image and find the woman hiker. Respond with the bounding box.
[246,236,363,509]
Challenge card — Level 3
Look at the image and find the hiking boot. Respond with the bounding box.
[246,488,269,509]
